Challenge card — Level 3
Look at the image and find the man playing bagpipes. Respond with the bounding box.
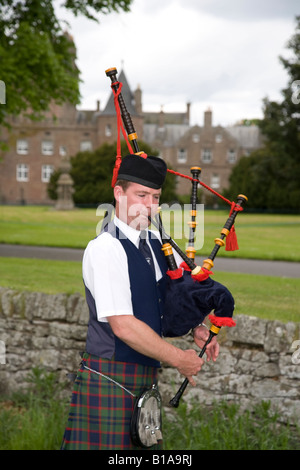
[61,67,247,450]
[61,152,220,450]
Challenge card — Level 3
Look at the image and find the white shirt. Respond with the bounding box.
[83,216,176,323]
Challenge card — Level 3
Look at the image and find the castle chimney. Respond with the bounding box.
[186,102,191,124]
[204,107,212,128]
[134,85,142,115]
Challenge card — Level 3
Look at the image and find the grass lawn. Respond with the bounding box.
[0,205,299,324]
[0,257,84,296]
[214,271,300,323]
[0,205,96,249]
[0,257,299,323]
[1,368,298,450]
[0,205,300,261]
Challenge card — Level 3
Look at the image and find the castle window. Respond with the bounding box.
[42,140,54,155]
[177,148,187,163]
[41,165,54,182]
[80,140,92,151]
[228,149,237,163]
[201,149,212,163]
[59,146,67,156]
[215,134,223,143]
[16,139,28,155]
[105,124,112,137]
[211,173,220,189]
[16,164,29,182]
[192,134,200,143]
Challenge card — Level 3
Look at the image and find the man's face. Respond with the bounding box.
[114,182,161,230]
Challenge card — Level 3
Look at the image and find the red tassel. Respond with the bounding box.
[225,224,239,251]
[209,314,236,327]
[166,268,183,279]
[225,202,240,251]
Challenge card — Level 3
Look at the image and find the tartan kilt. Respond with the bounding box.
[61,353,162,450]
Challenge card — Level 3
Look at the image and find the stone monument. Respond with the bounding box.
[55,156,74,210]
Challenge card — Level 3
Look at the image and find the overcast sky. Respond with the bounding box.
[55,0,299,126]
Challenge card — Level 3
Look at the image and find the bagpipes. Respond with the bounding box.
[105,67,247,407]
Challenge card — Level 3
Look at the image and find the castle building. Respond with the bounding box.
[0,69,262,205]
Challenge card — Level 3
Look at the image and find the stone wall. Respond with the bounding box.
[0,287,299,425]
[0,287,88,393]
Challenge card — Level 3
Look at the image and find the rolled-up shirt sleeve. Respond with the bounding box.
[82,233,134,322]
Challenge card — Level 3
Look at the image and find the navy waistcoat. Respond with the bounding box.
[85,224,168,367]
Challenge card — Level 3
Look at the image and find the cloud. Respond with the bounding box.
[54,0,298,125]
[179,0,299,21]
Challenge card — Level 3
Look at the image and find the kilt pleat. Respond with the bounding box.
[61,353,162,450]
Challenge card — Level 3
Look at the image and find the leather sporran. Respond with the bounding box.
[130,384,163,448]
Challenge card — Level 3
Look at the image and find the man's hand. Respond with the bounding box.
[176,349,204,387]
[193,324,220,362]
[108,315,205,386]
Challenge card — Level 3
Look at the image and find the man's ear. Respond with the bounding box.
[113,185,123,203]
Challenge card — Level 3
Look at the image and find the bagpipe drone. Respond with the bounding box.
[105,67,247,406]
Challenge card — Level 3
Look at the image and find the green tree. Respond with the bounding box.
[0,0,132,127]
[225,16,300,210]
[70,142,116,205]
[224,149,292,210]
[48,141,177,205]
